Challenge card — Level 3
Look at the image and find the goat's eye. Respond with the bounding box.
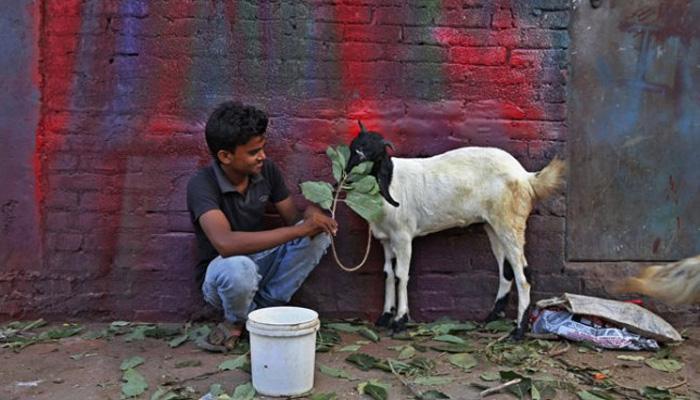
[355,149,366,160]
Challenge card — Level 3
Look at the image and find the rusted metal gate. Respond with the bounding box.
[567,0,700,260]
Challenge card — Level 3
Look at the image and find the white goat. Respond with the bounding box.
[345,126,566,339]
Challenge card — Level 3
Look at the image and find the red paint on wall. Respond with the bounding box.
[434,2,542,141]
[337,3,401,143]
[144,2,198,134]
[34,0,82,230]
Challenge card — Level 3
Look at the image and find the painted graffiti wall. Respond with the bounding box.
[4,0,573,323]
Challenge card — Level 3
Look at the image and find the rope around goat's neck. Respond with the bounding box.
[329,175,372,272]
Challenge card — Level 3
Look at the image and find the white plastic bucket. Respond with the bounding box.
[246,306,320,397]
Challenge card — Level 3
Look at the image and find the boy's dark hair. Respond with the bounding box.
[205,101,268,158]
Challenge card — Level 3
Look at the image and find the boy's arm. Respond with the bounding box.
[275,197,338,236]
[199,209,312,257]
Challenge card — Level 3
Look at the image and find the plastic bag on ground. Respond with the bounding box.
[531,308,659,350]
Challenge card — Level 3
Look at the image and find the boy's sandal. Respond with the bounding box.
[198,322,245,352]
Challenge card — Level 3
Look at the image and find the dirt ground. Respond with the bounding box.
[1,320,698,400]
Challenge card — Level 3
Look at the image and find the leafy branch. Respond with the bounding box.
[299,145,385,272]
[300,145,384,223]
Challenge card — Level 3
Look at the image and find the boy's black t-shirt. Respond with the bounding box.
[186,159,290,281]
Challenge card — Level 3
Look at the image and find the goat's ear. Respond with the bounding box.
[377,157,399,207]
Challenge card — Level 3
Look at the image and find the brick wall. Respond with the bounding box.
[4,0,693,326]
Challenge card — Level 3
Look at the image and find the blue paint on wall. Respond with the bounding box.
[0,0,42,268]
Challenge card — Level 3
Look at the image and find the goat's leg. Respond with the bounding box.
[391,236,413,333]
[376,240,396,328]
[491,222,531,340]
[484,225,513,322]
[503,242,531,340]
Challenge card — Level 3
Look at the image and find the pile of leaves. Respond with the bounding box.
[0,319,82,351]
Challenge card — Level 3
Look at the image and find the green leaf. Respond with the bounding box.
[143,324,181,339]
[414,376,454,386]
[645,358,684,373]
[358,327,380,342]
[120,356,145,371]
[319,364,354,380]
[300,181,334,210]
[187,324,211,342]
[218,354,249,371]
[397,345,416,360]
[448,353,477,371]
[339,344,361,352]
[429,321,477,335]
[326,147,343,182]
[418,390,451,399]
[324,322,361,333]
[483,319,515,332]
[373,358,412,374]
[150,387,178,400]
[433,334,466,344]
[480,372,500,381]
[576,390,616,400]
[346,353,380,371]
[357,380,389,400]
[640,386,675,400]
[349,161,374,176]
[349,175,379,194]
[317,329,341,352]
[121,368,148,398]
[209,383,226,397]
[429,342,474,353]
[531,383,541,400]
[345,190,384,222]
[124,325,152,342]
[409,356,436,372]
[82,329,108,340]
[337,145,350,170]
[231,382,255,400]
[311,393,337,400]
[39,325,83,340]
[168,334,189,348]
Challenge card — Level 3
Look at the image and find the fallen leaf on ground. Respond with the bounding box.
[231,382,255,400]
[448,353,477,371]
[120,356,145,371]
[318,364,354,380]
[121,368,148,398]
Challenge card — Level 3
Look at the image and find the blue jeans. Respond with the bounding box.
[201,233,331,323]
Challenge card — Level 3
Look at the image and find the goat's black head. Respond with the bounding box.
[346,121,399,207]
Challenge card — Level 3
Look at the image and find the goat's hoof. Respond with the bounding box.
[375,312,394,328]
[484,311,504,323]
[390,314,409,334]
[509,327,526,341]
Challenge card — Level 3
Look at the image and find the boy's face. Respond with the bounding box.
[220,135,266,176]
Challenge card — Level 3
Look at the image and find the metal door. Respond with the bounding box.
[567,0,700,260]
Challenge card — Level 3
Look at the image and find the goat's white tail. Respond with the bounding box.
[614,255,700,305]
[529,158,566,201]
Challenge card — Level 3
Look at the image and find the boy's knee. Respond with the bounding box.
[208,256,260,291]
[311,232,332,252]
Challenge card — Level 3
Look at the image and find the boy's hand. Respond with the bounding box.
[302,207,338,237]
